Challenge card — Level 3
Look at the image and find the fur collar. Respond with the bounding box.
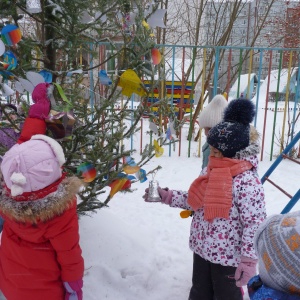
[234,125,260,159]
[0,176,83,224]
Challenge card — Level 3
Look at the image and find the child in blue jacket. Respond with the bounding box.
[248,211,300,300]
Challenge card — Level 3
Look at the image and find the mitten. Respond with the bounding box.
[235,256,257,287]
[143,187,173,204]
[158,187,173,205]
[28,83,51,119]
[64,279,83,300]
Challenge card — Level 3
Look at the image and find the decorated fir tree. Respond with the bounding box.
[0,0,180,214]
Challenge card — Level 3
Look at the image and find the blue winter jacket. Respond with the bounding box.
[248,276,300,300]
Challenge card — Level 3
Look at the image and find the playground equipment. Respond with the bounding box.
[143,80,195,116]
[261,131,300,214]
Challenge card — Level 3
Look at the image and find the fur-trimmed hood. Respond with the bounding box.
[0,176,83,224]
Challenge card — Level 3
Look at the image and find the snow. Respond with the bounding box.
[79,98,300,300]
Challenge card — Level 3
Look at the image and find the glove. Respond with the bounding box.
[64,279,83,300]
[143,187,173,204]
[235,256,257,287]
[29,83,51,119]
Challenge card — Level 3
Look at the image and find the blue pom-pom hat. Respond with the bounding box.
[207,98,256,158]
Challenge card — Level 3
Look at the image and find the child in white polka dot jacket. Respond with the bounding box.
[144,99,267,300]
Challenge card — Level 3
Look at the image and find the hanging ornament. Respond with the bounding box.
[109,178,131,197]
[153,139,164,157]
[151,48,162,65]
[0,40,5,56]
[2,51,17,70]
[39,70,52,83]
[15,81,25,93]
[18,78,35,93]
[142,20,150,30]
[169,119,176,135]
[26,0,42,13]
[166,127,173,141]
[45,110,76,140]
[0,71,14,80]
[66,69,83,77]
[147,9,167,28]
[99,70,112,85]
[77,162,97,183]
[136,168,147,183]
[118,69,146,97]
[26,71,45,86]
[149,121,158,134]
[80,11,93,24]
[1,24,22,46]
[122,156,140,174]
[1,83,14,96]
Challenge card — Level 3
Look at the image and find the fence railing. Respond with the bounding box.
[49,44,300,160]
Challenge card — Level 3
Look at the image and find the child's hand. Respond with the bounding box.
[143,187,173,204]
[64,279,83,300]
[235,256,257,287]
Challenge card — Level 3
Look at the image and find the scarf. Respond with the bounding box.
[3,173,66,202]
[187,156,253,221]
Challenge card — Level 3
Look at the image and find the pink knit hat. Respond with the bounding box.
[1,135,65,196]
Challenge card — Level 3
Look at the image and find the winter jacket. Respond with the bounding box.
[248,275,300,300]
[169,139,266,267]
[0,175,84,300]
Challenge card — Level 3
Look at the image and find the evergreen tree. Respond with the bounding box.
[0,0,179,214]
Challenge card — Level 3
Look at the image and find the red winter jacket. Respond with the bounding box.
[0,176,84,300]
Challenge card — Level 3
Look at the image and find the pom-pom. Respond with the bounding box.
[10,172,26,196]
[10,172,26,185]
[223,98,255,125]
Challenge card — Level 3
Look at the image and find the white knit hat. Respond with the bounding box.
[198,94,228,129]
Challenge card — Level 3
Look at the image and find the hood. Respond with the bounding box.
[0,176,83,224]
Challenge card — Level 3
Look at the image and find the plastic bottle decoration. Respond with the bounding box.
[77,162,96,183]
[99,70,112,85]
[1,24,22,46]
[151,48,162,65]
[118,69,146,97]
[26,0,42,13]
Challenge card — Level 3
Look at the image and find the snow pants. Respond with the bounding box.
[188,253,243,300]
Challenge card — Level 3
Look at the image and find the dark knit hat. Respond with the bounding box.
[207,98,256,158]
[255,212,300,295]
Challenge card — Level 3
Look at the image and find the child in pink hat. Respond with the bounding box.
[0,83,84,300]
